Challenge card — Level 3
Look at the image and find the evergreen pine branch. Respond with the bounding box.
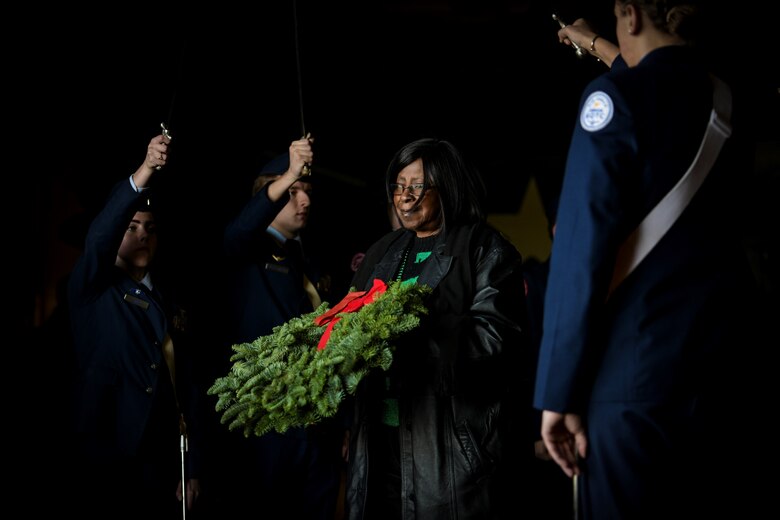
[207,280,430,435]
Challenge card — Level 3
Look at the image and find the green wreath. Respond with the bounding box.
[208,279,430,437]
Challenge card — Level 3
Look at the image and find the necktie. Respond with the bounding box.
[286,240,322,309]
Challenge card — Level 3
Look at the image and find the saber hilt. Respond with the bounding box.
[301,132,312,176]
[155,123,172,171]
[552,14,585,58]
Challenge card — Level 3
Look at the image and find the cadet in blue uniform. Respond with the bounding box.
[68,132,201,518]
[211,137,344,520]
[534,2,758,518]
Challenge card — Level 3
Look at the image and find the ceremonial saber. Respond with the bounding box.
[573,473,578,520]
[181,432,187,519]
[156,38,186,170]
[572,451,580,520]
[293,0,312,176]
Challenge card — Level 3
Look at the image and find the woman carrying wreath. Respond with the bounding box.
[345,138,534,520]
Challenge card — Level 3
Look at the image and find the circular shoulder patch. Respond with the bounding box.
[580,91,614,132]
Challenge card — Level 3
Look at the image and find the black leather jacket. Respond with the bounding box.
[346,223,533,519]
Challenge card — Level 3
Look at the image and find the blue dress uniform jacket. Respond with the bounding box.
[222,183,318,345]
[69,180,179,460]
[68,179,201,518]
[534,47,755,518]
[216,182,341,520]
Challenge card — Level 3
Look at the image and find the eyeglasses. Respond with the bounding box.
[390,183,429,196]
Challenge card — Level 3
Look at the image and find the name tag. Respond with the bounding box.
[123,293,150,310]
[265,262,290,274]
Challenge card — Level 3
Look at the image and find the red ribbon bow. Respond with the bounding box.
[313,278,388,350]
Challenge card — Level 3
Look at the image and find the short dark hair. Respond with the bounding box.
[384,138,486,227]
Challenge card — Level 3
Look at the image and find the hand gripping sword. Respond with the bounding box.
[552,14,585,59]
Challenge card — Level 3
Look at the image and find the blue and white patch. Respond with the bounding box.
[580,91,613,132]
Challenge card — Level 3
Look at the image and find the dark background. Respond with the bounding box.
[25,0,778,323]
